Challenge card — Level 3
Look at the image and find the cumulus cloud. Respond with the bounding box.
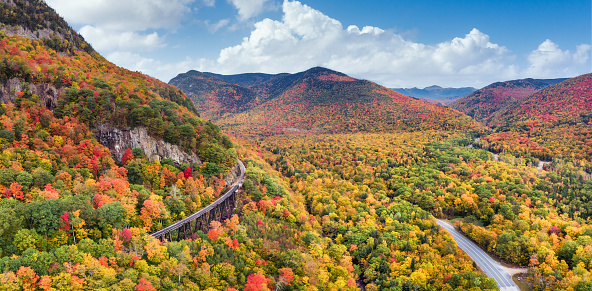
[211,1,522,87]
[46,0,195,52]
[45,0,193,31]
[46,0,590,86]
[524,39,591,78]
[228,0,274,21]
[107,52,212,82]
[79,26,166,52]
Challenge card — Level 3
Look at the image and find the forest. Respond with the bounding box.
[259,132,592,290]
[0,0,591,290]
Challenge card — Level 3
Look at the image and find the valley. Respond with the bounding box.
[0,0,589,290]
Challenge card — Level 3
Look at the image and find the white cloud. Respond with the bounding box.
[202,0,216,6]
[212,0,519,87]
[228,0,274,21]
[46,0,195,52]
[45,0,194,31]
[79,26,166,51]
[524,39,591,78]
[107,52,212,82]
[46,0,589,87]
[204,19,231,33]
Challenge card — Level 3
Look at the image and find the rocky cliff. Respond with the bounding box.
[95,126,202,166]
[0,78,60,109]
[224,162,241,186]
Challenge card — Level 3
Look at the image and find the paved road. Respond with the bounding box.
[436,219,520,291]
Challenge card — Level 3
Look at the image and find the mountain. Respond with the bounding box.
[417,96,463,106]
[450,77,569,122]
[490,75,590,127]
[167,70,258,115]
[0,0,94,54]
[479,74,592,160]
[0,3,367,291]
[170,67,480,135]
[0,0,236,168]
[205,71,289,88]
[391,85,476,100]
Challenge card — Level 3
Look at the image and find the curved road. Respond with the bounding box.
[436,219,521,291]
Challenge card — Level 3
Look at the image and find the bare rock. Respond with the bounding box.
[1,23,61,41]
[0,78,60,108]
[95,126,202,166]
[0,78,23,103]
[224,162,241,186]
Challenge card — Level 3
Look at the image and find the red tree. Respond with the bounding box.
[244,273,270,291]
[135,278,156,291]
[122,148,134,165]
[60,212,71,233]
[183,167,192,178]
[278,268,294,286]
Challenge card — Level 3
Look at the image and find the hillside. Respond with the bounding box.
[205,71,289,88]
[171,67,480,135]
[0,0,94,55]
[478,74,592,160]
[0,0,236,169]
[167,70,258,115]
[450,77,568,122]
[490,75,591,128]
[391,85,476,100]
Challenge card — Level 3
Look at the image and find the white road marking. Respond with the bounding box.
[436,220,521,291]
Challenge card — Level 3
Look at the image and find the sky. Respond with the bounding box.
[44,0,591,88]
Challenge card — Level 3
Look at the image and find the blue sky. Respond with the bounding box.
[46,0,591,88]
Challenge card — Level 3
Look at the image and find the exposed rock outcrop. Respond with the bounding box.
[1,24,57,41]
[224,162,241,186]
[0,78,60,109]
[95,126,202,167]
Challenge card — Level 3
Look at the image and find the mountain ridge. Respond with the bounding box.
[391,85,476,100]
[477,74,592,160]
[450,77,570,122]
[170,67,480,135]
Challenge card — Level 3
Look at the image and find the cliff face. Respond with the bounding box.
[0,78,60,109]
[224,162,241,186]
[95,126,202,166]
[0,78,203,168]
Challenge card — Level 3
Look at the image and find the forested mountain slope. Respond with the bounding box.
[478,74,592,161]
[451,78,568,122]
[0,0,235,167]
[171,67,480,135]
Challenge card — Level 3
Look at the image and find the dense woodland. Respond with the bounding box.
[477,74,592,162]
[0,0,591,290]
[261,133,592,290]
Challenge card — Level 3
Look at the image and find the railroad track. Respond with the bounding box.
[151,160,246,241]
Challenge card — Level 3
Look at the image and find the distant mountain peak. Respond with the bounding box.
[390,85,477,100]
[170,67,480,134]
[301,66,349,78]
[450,76,572,122]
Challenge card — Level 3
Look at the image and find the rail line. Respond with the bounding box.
[151,160,246,241]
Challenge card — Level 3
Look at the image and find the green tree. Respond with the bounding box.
[14,229,42,252]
